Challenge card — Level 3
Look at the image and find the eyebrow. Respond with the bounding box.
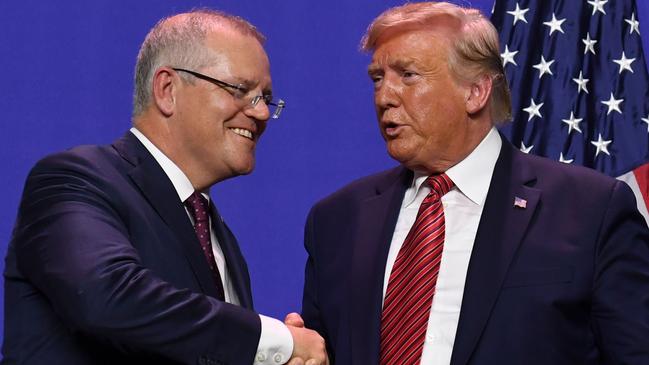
[368,59,417,74]
[231,77,255,89]
[232,77,273,95]
[367,65,382,75]
[392,59,417,70]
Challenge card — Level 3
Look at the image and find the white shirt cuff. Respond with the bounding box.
[254,314,294,365]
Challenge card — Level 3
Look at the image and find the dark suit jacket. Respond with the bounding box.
[3,132,260,365]
[302,140,649,365]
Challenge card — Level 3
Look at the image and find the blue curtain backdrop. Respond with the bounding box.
[1,0,648,347]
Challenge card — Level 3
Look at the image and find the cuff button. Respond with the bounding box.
[256,352,267,362]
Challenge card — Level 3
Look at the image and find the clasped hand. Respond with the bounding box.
[284,312,329,365]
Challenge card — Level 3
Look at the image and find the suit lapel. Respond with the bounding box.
[450,141,541,365]
[349,167,411,365]
[209,204,254,310]
[113,132,220,299]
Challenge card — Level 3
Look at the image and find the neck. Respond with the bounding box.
[133,114,221,191]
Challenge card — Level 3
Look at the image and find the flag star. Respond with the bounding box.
[613,51,636,74]
[543,13,566,35]
[523,98,544,121]
[520,142,534,154]
[500,45,518,67]
[642,115,649,132]
[582,32,598,55]
[533,55,555,78]
[572,71,589,94]
[601,92,624,115]
[625,12,641,35]
[562,111,583,134]
[591,134,612,157]
[507,3,530,25]
[559,152,574,164]
[587,0,608,16]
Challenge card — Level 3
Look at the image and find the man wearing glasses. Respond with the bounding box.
[2,9,326,365]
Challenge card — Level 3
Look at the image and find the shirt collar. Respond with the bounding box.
[404,127,501,207]
[130,127,208,203]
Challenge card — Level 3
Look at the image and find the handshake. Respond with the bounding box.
[284,312,329,365]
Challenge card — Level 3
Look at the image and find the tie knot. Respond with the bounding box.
[185,192,210,223]
[426,173,454,197]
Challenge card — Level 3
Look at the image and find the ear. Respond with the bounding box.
[465,74,493,115]
[152,67,177,117]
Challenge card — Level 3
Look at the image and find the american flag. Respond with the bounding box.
[491,0,649,223]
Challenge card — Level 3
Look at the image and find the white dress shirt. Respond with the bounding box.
[130,128,293,365]
[382,128,502,365]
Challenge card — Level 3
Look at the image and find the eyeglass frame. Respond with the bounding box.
[171,67,285,119]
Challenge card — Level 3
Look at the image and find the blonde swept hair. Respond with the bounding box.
[361,2,512,124]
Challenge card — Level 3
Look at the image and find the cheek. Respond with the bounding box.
[419,91,464,131]
[404,91,442,134]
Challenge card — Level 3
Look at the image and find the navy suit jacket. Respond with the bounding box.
[3,132,260,365]
[302,140,649,364]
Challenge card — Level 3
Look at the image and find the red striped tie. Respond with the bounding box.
[380,173,454,365]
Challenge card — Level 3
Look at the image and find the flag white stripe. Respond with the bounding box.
[616,171,649,226]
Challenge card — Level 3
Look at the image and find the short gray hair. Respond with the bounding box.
[132,9,265,117]
[361,2,512,124]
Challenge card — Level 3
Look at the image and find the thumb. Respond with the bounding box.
[284,312,305,327]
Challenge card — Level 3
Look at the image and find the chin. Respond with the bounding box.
[387,148,431,173]
[386,144,413,164]
[236,161,256,176]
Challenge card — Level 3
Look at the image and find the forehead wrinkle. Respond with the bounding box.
[370,49,416,67]
[203,28,270,74]
[370,49,431,74]
[390,34,450,71]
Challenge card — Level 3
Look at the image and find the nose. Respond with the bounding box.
[374,77,401,113]
[242,100,269,138]
[244,98,271,122]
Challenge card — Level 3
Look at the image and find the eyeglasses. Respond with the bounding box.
[172,67,285,119]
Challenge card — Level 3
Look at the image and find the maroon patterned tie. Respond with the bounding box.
[380,173,454,365]
[185,192,225,301]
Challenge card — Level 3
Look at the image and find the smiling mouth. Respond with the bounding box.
[229,127,254,140]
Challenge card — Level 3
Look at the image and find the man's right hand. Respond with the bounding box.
[285,313,328,365]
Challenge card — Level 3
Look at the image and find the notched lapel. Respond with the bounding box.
[450,143,541,365]
[114,133,220,299]
[349,167,410,365]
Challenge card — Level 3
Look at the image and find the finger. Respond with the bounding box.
[286,357,305,365]
[284,312,305,327]
[306,359,326,365]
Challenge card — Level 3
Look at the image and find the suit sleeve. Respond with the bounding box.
[13,155,261,365]
[591,180,649,362]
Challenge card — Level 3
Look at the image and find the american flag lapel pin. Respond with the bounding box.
[514,196,527,209]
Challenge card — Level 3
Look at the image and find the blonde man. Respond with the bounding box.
[299,2,649,365]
